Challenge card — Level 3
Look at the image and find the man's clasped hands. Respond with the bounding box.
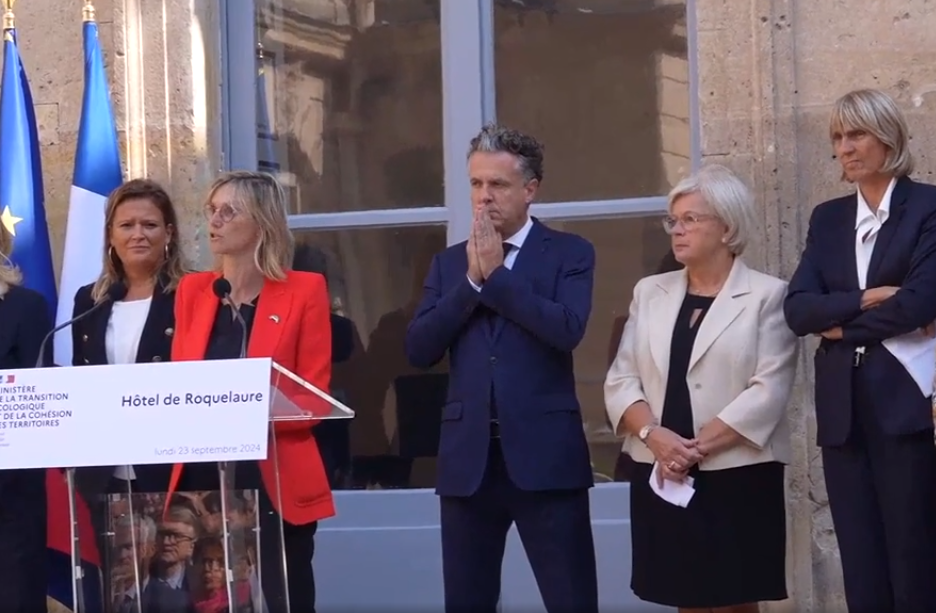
[467,207,506,286]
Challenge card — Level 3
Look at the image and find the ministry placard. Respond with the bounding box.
[0,358,273,469]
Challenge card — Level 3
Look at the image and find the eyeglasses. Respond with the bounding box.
[661,212,719,234]
[157,528,194,544]
[203,203,239,224]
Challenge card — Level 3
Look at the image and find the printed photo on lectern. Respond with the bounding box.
[105,490,260,613]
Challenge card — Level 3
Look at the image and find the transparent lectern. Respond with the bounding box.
[69,360,354,613]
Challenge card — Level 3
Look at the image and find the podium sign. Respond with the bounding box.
[43,358,356,613]
[0,358,276,469]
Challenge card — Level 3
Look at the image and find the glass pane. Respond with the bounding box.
[494,0,690,202]
[542,216,675,483]
[256,0,444,213]
[292,224,449,490]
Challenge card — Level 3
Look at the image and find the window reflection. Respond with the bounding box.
[293,225,448,490]
[256,0,444,213]
[495,0,690,201]
[543,216,673,482]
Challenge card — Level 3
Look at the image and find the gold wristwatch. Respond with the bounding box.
[637,423,656,443]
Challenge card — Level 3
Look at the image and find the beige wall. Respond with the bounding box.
[12,0,936,608]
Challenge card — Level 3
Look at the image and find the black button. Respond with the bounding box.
[490,356,497,365]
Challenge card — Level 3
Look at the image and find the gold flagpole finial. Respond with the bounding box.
[83,0,96,23]
[2,0,15,31]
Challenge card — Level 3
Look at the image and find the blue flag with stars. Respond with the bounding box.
[0,28,56,317]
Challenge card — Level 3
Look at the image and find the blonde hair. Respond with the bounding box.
[208,171,293,281]
[667,164,756,256]
[830,89,914,179]
[91,179,189,303]
[0,221,22,298]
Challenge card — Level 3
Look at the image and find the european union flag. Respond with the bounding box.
[0,28,56,317]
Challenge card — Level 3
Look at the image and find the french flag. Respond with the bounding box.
[47,13,122,613]
[46,469,103,612]
[53,12,122,367]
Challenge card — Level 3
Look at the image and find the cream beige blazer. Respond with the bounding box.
[604,258,798,471]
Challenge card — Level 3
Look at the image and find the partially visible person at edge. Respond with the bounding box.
[71,179,187,581]
[166,170,333,613]
[405,124,599,613]
[784,88,936,613]
[0,221,53,612]
[605,165,797,613]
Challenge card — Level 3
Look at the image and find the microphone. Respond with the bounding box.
[212,278,248,359]
[36,281,128,368]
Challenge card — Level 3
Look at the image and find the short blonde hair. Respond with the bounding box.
[208,171,293,281]
[830,89,914,179]
[0,221,22,298]
[667,164,756,256]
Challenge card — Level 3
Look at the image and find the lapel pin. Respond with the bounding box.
[269,315,280,324]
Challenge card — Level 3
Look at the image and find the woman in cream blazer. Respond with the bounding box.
[605,165,798,613]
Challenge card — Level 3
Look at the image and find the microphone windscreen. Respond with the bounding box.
[107,281,128,302]
[212,277,232,299]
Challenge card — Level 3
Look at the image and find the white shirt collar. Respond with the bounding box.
[855,177,897,228]
[503,216,534,250]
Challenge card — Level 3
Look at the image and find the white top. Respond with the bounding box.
[105,297,152,480]
[854,177,897,289]
[854,178,936,396]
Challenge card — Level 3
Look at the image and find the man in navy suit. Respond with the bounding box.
[784,89,936,613]
[406,124,598,613]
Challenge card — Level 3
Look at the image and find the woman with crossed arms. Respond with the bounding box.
[605,165,797,613]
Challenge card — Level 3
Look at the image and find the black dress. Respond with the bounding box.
[629,294,787,608]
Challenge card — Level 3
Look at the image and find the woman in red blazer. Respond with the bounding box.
[168,170,333,613]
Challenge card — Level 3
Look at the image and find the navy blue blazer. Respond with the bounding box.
[784,177,936,446]
[71,281,176,498]
[0,284,52,371]
[0,284,51,494]
[405,219,595,496]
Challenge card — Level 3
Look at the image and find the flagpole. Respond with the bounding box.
[67,13,95,613]
[2,0,14,31]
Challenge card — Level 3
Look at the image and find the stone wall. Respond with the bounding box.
[13,0,222,276]
[698,0,936,610]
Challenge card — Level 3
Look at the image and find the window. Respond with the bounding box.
[254,0,444,214]
[222,0,698,490]
[543,217,674,482]
[293,225,448,490]
[494,0,692,202]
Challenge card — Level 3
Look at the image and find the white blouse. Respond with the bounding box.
[105,297,152,480]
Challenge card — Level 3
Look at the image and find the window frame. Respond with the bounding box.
[221,0,699,236]
[219,0,701,486]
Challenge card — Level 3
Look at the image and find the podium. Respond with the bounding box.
[0,357,354,613]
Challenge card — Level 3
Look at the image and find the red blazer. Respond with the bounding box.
[167,270,335,525]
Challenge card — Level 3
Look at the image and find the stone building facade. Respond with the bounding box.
[9,0,936,610]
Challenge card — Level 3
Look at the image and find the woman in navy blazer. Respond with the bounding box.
[0,222,53,611]
[71,179,187,500]
[785,89,936,612]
